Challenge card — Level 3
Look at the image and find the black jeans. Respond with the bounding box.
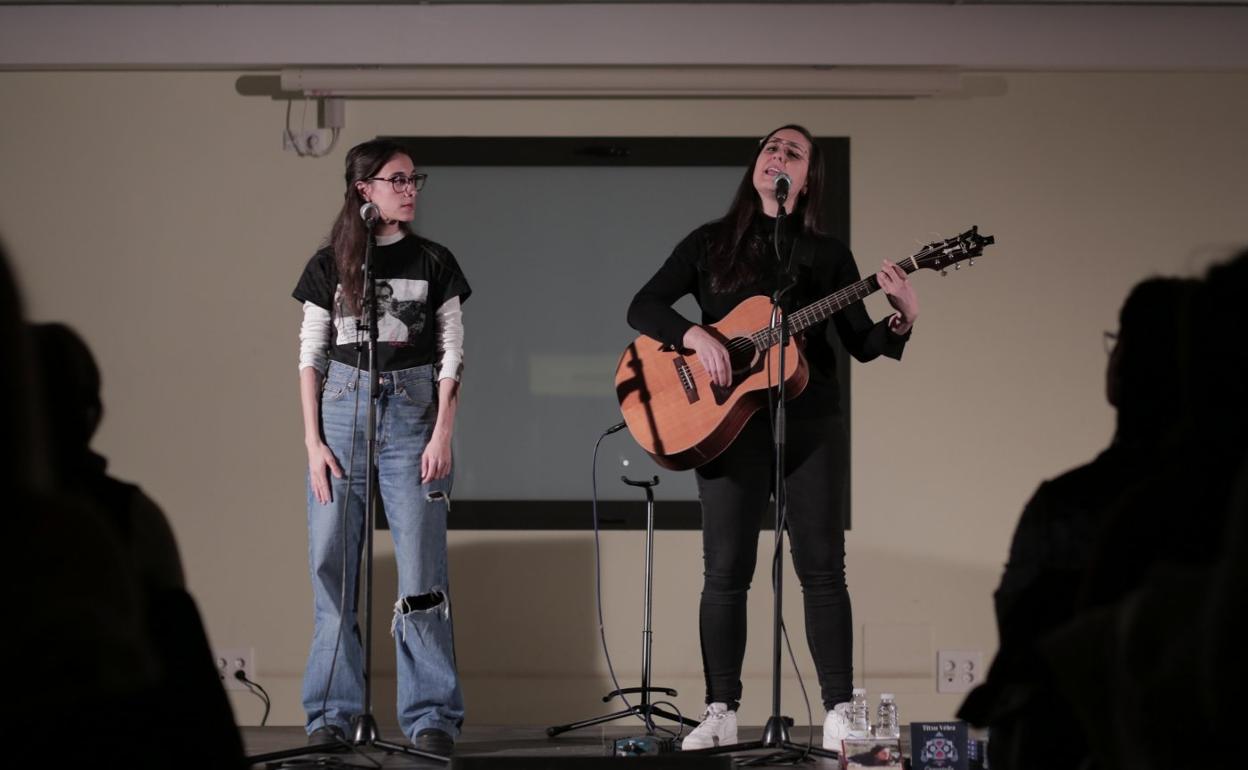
[694,412,852,712]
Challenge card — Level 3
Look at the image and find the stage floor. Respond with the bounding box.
[241,724,848,768]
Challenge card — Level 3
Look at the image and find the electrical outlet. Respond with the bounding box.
[215,647,256,691]
[936,649,983,693]
[282,129,333,155]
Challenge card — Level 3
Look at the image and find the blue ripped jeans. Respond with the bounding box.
[302,361,464,740]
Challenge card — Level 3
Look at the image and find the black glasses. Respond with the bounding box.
[1103,330,1119,354]
[367,173,427,193]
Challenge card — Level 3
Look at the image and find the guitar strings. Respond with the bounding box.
[677,278,874,381]
[676,247,954,382]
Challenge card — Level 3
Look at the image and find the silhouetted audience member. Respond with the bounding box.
[4,244,244,767]
[26,321,246,767]
[958,276,1198,770]
[3,245,152,761]
[1196,252,1248,741]
[29,323,186,593]
[1080,251,1246,607]
[1039,249,1248,770]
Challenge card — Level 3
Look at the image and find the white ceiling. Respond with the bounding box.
[2,3,1247,71]
[2,0,1246,4]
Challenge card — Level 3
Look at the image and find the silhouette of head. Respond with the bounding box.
[1190,249,1248,457]
[1107,277,1197,439]
[28,323,103,463]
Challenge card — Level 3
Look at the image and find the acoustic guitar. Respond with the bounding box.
[614,227,994,470]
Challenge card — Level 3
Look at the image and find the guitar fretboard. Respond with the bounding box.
[749,256,920,350]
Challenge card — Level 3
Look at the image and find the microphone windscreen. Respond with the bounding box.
[774,173,792,204]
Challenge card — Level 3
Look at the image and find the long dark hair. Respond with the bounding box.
[707,124,830,293]
[328,139,411,316]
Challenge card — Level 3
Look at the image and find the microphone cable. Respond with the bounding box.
[305,317,381,768]
[588,421,685,739]
[761,213,817,761]
[316,347,363,741]
[590,423,632,719]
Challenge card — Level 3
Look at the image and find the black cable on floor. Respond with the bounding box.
[237,670,271,726]
[589,422,644,728]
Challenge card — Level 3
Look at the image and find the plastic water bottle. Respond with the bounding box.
[849,687,870,737]
[874,692,900,739]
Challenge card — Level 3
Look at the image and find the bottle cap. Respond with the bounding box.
[881,693,894,700]
[852,687,866,696]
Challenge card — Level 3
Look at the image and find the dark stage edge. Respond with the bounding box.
[241,724,848,768]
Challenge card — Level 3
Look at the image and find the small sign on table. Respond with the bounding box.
[838,738,902,768]
[909,721,969,770]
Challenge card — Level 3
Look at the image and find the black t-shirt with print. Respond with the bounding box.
[292,234,471,373]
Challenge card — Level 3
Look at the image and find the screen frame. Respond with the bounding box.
[380,134,851,530]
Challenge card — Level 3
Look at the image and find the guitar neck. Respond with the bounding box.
[752,255,919,348]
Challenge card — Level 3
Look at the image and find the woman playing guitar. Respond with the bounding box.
[625,124,919,751]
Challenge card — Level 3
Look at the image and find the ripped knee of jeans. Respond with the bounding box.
[391,589,449,639]
[398,592,445,613]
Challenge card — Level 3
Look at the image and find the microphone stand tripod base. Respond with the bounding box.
[760,715,791,747]
[683,723,841,766]
[545,476,700,739]
[353,711,456,763]
[351,713,380,745]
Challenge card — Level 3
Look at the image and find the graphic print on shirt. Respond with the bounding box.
[333,278,429,346]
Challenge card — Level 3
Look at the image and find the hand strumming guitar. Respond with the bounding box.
[683,325,732,388]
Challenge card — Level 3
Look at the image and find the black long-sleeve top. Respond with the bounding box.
[627,213,909,417]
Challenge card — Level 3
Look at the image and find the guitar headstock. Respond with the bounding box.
[913,226,995,275]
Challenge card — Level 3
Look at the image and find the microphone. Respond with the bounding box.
[359,201,381,225]
[774,173,792,208]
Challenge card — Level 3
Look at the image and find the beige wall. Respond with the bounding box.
[1,69,1245,731]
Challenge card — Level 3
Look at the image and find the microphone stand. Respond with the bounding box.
[246,214,449,766]
[687,194,839,765]
[546,476,700,738]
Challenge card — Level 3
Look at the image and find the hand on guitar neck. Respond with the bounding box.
[684,258,917,387]
[877,259,919,335]
[682,324,732,388]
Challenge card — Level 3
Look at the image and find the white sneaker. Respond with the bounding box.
[822,703,853,750]
[681,702,737,750]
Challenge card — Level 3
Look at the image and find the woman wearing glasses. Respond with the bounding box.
[627,125,918,751]
[292,139,470,756]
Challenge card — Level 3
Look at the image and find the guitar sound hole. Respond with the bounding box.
[727,338,758,376]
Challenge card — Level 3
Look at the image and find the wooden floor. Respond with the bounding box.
[241,724,848,769]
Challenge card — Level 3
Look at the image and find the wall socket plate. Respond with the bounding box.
[215,647,256,691]
[282,129,333,155]
[936,649,983,693]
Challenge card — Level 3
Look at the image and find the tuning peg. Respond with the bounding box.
[954,263,961,270]
[940,269,947,277]
[969,258,975,266]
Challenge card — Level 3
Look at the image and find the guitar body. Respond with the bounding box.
[615,295,809,471]
[615,226,994,471]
